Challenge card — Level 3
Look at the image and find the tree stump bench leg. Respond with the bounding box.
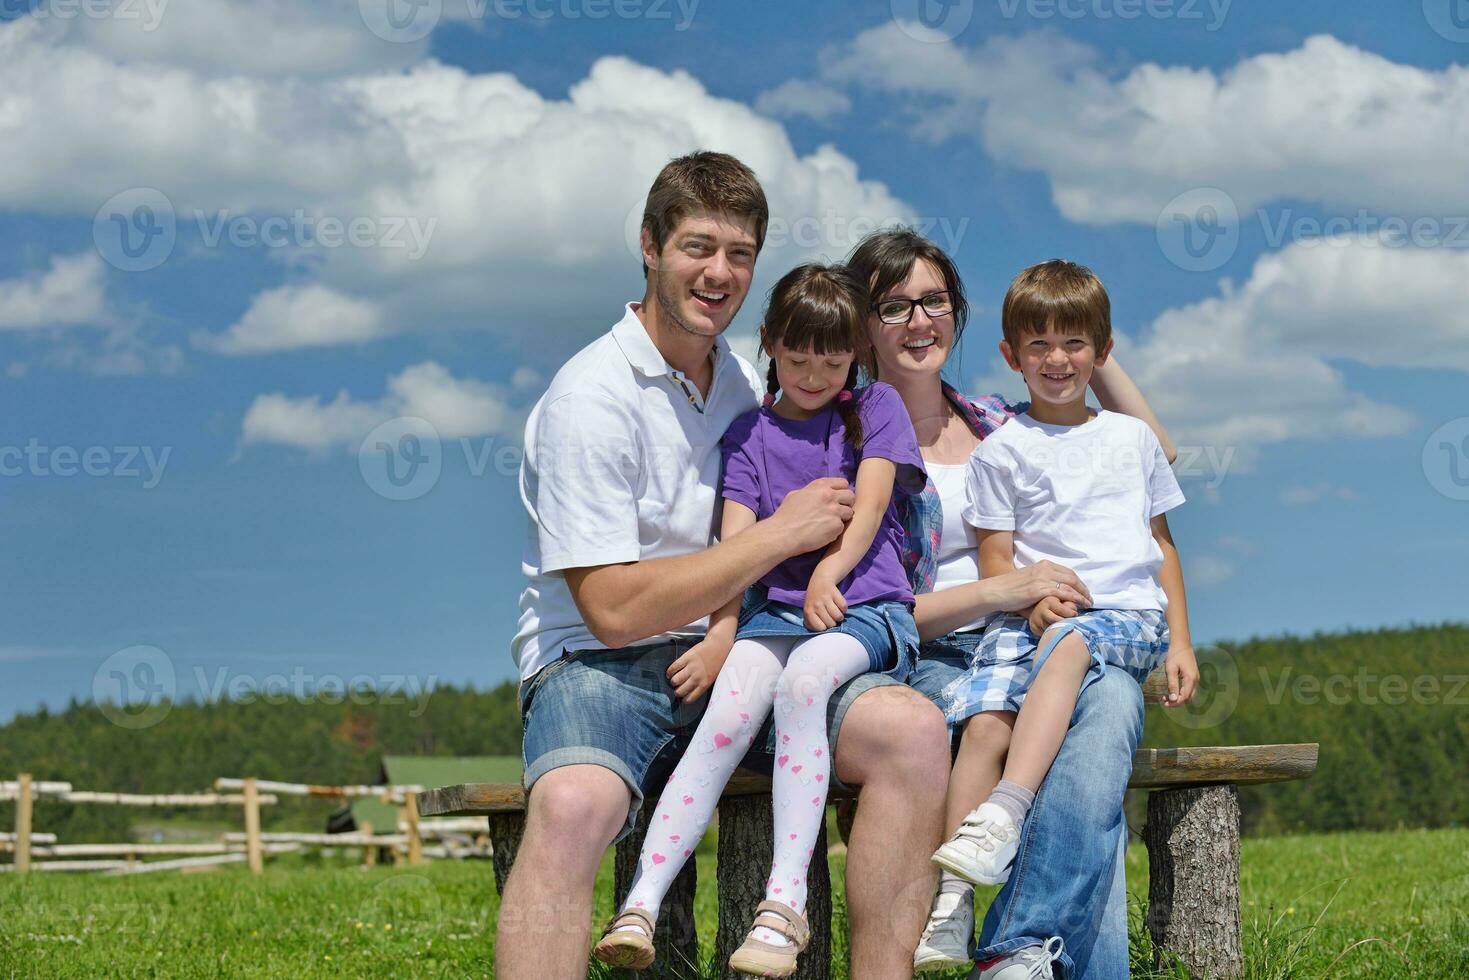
[1144,784,1243,980]
[715,793,831,980]
[487,813,525,895]
[614,808,699,979]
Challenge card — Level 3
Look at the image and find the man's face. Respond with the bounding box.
[642,211,759,338]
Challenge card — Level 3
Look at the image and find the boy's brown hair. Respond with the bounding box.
[1001,259,1111,351]
[641,151,770,276]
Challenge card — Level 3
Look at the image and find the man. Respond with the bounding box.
[496,151,951,978]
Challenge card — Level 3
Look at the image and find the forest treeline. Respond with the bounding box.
[3,623,1465,842]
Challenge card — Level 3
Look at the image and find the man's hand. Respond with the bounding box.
[803,571,848,631]
[667,637,731,703]
[1025,594,1079,637]
[1163,644,1199,707]
[771,478,855,555]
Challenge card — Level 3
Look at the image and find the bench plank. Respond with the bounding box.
[416,743,1319,816]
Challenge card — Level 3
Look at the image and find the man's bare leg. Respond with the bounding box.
[495,765,631,980]
[833,684,951,978]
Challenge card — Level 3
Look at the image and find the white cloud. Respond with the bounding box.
[754,79,852,121]
[240,361,521,452]
[973,237,1460,458]
[0,252,108,330]
[822,27,1469,224]
[1188,555,1235,588]
[0,21,915,358]
[193,285,388,354]
[1280,482,1356,506]
[49,0,425,77]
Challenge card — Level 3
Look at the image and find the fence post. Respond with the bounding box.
[14,774,32,875]
[361,820,377,867]
[243,777,263,874]
[405,792,423,866]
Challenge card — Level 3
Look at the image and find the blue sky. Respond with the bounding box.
[3,0,1467,722]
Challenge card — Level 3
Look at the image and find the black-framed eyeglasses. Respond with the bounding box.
[872,290,954,325]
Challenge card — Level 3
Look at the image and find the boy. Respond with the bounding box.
[918,260,1198,973]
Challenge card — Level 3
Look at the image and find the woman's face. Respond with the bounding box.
[866,259,956,383]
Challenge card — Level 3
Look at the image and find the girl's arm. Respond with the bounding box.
[1152,513,1198,706]
[1090,357,1178,463]
[667,500,758,702]
[804,457,895,629]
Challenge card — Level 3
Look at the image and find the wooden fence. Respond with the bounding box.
[2,772,491,875]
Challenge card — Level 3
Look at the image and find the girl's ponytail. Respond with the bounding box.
[834,364,863,450]
[763,358,779,409]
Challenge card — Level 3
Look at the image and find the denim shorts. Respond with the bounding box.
[517,640,902,841]
[906,629,982,755]
[735,594,919,682]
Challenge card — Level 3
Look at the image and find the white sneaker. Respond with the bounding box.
[932,802,1020,885]
[970,936,1064,980]
[912,891,974,973]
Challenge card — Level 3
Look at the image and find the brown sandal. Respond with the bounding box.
[728,900,811,978]
[592,907,656,970]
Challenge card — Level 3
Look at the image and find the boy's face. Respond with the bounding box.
[641,210,759,339]
[1000,324,1113,408]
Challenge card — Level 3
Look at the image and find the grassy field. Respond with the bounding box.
[1,827,1465,978]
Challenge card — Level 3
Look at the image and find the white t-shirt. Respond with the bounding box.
[928,461,987,633]
[511,304,763,681]
[964,410,1185,610]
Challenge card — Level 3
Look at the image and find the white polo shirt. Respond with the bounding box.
[511,303,763,681]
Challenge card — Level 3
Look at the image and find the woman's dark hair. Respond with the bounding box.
[846,227,970,377]
[761,263,872,448]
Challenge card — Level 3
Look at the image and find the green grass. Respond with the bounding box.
[2,827,1465,978]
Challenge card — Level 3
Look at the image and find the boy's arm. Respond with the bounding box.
[1152,513,1198,705]
[667,500,758,702]
[979,528,1080,635]
[804,457,895,629]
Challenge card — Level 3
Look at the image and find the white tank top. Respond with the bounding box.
[927,461,986,633]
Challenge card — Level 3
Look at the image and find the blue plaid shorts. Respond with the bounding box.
[937,608,1168,725]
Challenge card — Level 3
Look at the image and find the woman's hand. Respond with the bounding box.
[804,571,848,631]
[1025,595,1079,637]
[989,561,1092,614]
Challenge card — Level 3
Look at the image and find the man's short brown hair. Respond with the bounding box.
[1001,259,1111,352]
[641,151,769,276]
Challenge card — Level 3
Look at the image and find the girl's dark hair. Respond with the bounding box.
[761,263,872,448]
[845,227,970,379]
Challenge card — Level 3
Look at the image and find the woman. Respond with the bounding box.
[846,229,1177,980]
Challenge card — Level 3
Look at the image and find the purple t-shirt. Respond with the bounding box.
[720,381,927,607]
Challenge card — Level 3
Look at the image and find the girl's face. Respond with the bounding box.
[765,339,854,417]
[866,259,956,383]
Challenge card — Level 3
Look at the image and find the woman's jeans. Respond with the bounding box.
[909,635,1144,979]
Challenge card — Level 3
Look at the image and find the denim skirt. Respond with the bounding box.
[735,590,918,682]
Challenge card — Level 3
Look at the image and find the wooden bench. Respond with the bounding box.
[423,677,1317,979]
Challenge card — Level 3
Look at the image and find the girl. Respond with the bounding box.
[593,263,928,978]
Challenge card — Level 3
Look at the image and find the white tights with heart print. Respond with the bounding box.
[618,631,870,941]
